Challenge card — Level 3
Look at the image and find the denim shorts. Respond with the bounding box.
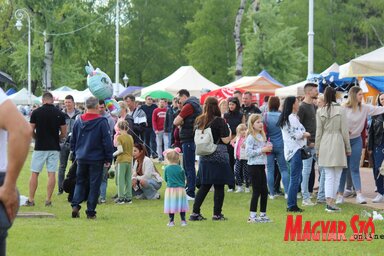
[31,151,60,172]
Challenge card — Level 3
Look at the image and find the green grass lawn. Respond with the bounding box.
[8,150,384,255]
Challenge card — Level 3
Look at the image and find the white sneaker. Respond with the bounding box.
[244,187,251,193]
[372,194,384,203]
[356,194,367,204]
[343,189,355,198]
[302,198,315,206]
[186,195,195,201]
[235,186,244,193]
[268,195,275,200]
[227,189,234,193]
[297,193,302,199]
[335,195,344,204]
[284,193,288,199]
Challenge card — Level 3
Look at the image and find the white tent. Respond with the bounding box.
[275,80,307,98]
[340,47,384,78]
[71,88,93,103]
[320,62,340,77]
[141,66,220,97]
[8,88,40,105]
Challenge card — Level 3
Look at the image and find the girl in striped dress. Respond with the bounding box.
[163,148,189,227]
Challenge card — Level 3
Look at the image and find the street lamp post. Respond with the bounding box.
[15,9,32,106]
[123,74,129,87]
[115,0,120,97]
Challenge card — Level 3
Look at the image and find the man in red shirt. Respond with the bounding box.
[152,98,167,161]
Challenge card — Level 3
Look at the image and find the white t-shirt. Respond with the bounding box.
[0,88,8,173]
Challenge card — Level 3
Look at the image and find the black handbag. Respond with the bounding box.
[301,146,312,160]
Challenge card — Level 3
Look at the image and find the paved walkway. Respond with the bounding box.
[343,167,384,210]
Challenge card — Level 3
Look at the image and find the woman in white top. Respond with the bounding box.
[337,86,384,204]
[132,143,162,199]
[277,96,310,213]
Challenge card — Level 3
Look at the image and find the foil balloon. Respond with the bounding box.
[85,61,113,100]
[104,97,121,117]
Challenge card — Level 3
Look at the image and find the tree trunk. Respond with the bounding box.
[250,0,260,34]
[233,0,246,80]
[43,31,53,91]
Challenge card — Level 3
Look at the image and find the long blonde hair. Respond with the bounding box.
[343,86,362,111]
[247,114,266,141]
[235,123,247,140]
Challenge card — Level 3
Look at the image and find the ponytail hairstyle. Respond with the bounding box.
[163,147,181,165]
[323,87,336,113]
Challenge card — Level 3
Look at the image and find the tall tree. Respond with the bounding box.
[233,0,246,80]
[243,0,305,85]
[186,0,239,85]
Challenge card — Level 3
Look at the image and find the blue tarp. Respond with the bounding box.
[364,76,384,92]
[315,72,357,93]
[257,70,285,87]
[5,88,16,95]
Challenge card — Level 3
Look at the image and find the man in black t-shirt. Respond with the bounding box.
[241,91,261,124]
[25,92,66,207]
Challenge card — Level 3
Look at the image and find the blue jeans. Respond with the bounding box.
[266,146,290,195]
[99,167,108,200]
[338,136,362,193]
[155,131,164,160]
[71,160,104,217]
[287,150,302,208]
[144,127,157,157]
[163,132,171,150]
[373,143,384,195]
[141,179,162,199]
[301,148,315,200]
[182,141,196,198]
[0,173,16,255]
[317,167,325,201]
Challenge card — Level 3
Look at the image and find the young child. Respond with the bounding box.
[233,124,250,193]
[163,148,189,227]
[245,114,273,223]
[113,120,134,204]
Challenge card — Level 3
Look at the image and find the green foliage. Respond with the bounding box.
[186,0,238,85]
[243,0,305,85]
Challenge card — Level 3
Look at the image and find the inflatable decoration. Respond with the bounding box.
[85,61,121,116]
[104,97,120,116]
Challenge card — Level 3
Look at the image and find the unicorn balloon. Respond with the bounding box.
[85,61,120,116]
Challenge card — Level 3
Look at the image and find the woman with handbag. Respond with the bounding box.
[189,97,234,221]
[315,87,351,212]
[278,96,310,212]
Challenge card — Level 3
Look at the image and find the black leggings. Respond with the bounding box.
[248,165,268,213]
[169,212,186,222]
[193,184,225,216]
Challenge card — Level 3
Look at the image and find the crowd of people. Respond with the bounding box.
[17,84,384,225]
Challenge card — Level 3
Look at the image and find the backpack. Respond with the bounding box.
[194,118,218,156]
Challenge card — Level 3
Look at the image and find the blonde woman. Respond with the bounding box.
[337,86,384,204]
